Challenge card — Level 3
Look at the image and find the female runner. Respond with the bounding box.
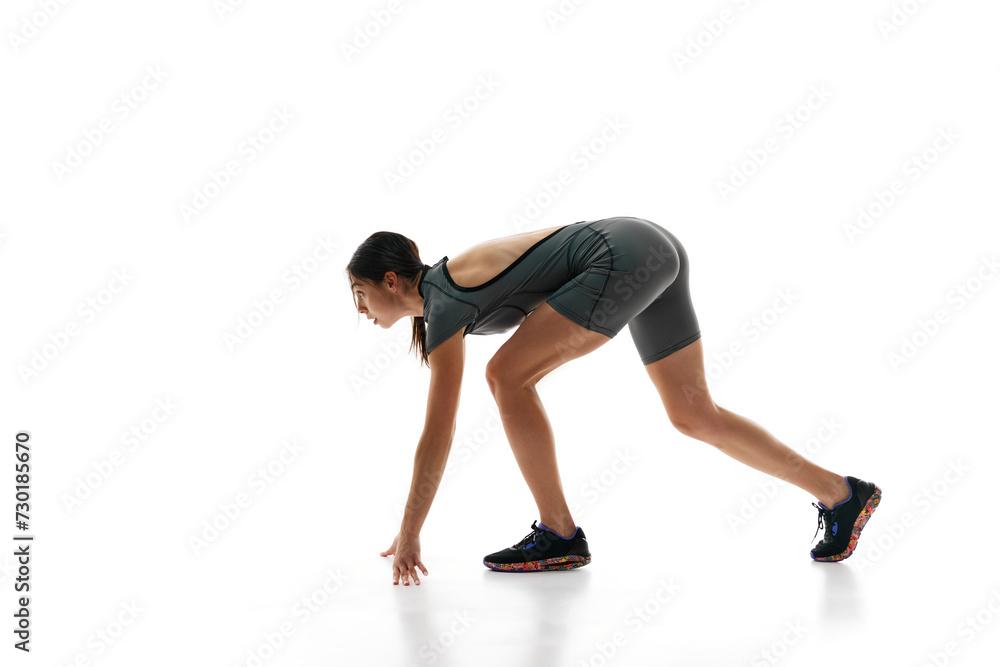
[347,217,881,585]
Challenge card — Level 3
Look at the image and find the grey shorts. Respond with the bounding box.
[545,216,702,365]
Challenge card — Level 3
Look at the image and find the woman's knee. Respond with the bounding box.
[667,402,725,441]
[485,355,522,393]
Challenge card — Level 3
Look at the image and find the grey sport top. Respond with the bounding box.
[414,216,703,366]
[416,221,591,355]
[417,216,701,364]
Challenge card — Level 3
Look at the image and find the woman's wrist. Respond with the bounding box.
[399,515,422,537]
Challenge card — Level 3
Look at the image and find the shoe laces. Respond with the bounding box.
[811,502,834,543]
[512,520,545,549]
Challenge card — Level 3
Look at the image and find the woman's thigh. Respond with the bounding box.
[485,301,612,390]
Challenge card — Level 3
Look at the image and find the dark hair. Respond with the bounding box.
[346,231,432,368]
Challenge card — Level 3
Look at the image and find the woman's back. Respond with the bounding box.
[445,223,568,288]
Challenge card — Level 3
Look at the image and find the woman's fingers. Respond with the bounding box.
[408,560,427,584]
[391,558,427,585]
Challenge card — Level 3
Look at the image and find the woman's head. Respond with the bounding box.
[346,231,431,367]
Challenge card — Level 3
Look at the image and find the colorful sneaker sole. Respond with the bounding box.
[484,554,591,572]
[812,485,882,562]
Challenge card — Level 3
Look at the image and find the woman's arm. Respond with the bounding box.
[399,430,454,537]
[401,328,466,534]
[385,328,466,584]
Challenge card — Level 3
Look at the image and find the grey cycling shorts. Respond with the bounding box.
[546,216,701,365]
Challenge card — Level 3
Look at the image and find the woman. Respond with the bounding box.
[347,216,881,585]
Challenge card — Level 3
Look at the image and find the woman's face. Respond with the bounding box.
[353,277,395,328]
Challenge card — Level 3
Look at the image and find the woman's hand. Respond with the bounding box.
[380,532,428,585]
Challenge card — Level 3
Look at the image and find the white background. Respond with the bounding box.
[2,1,998,665]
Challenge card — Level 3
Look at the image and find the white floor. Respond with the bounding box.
[21,489,998,667]
[15,379,997,666]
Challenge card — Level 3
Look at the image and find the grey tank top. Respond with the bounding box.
[416,220,604,355]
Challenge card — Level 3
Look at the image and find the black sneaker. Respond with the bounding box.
[483,520,591,572]
[810,475,882,562]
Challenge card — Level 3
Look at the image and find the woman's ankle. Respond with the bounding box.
[817,475,851,508]
[539,518,577,539]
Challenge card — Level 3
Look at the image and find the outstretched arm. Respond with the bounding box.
[381,328,466,585]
